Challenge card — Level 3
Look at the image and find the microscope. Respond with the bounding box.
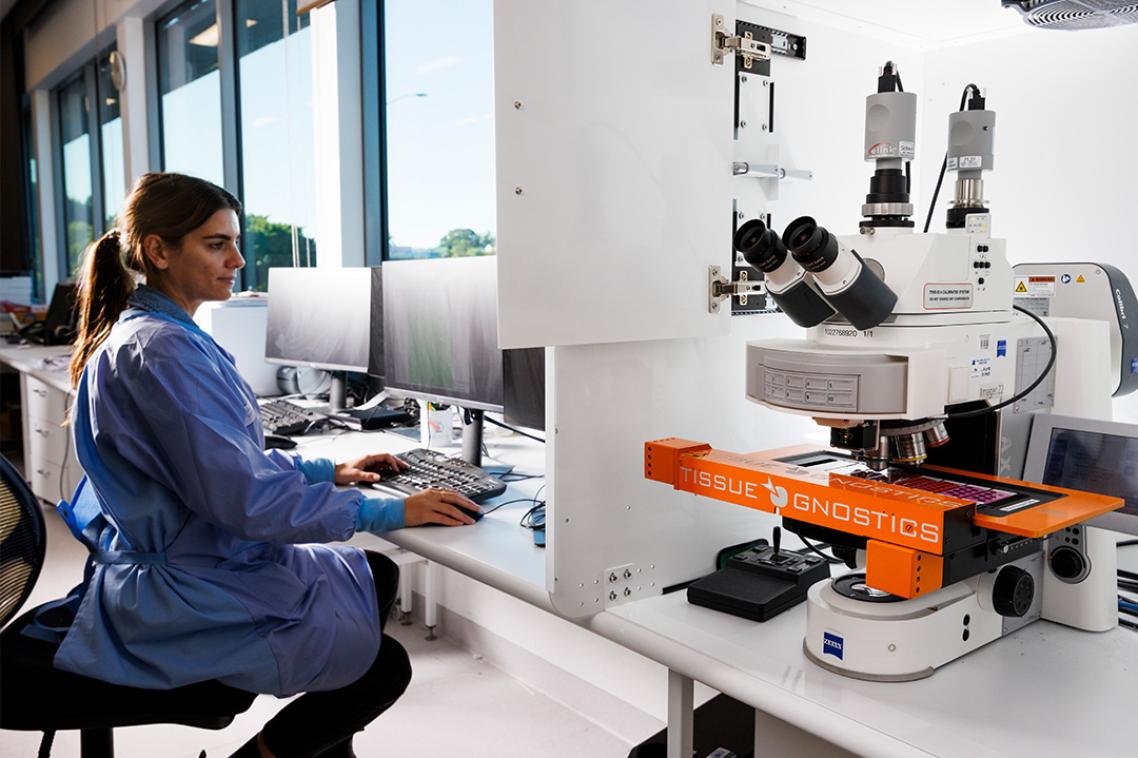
[646,62,1136,680]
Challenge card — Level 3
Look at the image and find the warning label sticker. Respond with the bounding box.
[1014,276,1056,297]
[924,283,974,310]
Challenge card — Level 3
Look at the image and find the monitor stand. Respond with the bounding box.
[461,409,484,468]
[329,372,347,412]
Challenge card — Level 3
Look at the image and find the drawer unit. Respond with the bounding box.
[26,416,70,467]
[23,374,69,424]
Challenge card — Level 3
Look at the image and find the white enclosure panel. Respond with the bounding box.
[918,23,1138,423]
[494,0,736,348]
[545,316,821,617]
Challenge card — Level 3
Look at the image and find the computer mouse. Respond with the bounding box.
[263,433,298,450]
[458,504,485,523]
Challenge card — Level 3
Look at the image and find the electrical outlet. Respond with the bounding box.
[601,563,647,607]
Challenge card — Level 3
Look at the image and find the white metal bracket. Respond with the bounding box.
[712,14,771,66]
[733,161,813,181]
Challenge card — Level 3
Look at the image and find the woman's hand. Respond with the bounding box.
[404,488,481,527]
[334,453,408,485]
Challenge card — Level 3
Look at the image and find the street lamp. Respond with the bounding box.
[386,92,428,105]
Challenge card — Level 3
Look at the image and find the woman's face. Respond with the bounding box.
[149,209,244,313]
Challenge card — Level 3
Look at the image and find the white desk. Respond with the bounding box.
[295,428,550,610]
[295,425,1138,758]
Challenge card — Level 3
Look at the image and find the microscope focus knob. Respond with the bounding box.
[992,566,1035,618]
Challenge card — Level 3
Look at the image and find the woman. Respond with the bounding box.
[58,172,479,758]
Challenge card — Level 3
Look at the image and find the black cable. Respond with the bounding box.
[1118,539,1138,548]
[498,472,542,482]
[923,83,981,233]
[519,501,546,530]
[1120,617,1138,632]
[1120,605,1138,620]
[946,305,1056,420]
[799,534,844,565]
[479,497,536,516]
[1119,580,1138,593]
[1119,569,1138,582]
[482,414,545,444]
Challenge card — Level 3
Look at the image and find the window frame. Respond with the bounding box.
[361,0,388,265]
[52,51,115,279]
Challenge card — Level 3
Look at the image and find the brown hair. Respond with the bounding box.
[69,172,241,387]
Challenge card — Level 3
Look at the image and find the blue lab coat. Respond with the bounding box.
[54,286,402,696]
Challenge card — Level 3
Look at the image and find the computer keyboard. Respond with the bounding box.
[373,448,507,503]
[259,398,325,436]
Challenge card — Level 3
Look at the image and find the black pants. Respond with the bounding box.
[260,550,412,758]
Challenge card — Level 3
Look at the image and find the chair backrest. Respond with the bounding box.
[0,454,46,627]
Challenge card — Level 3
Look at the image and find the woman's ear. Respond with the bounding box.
[142,234,172,270]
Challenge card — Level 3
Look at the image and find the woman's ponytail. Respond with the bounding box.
[69,229,136,388]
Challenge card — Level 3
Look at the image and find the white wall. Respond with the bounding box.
[919,23,1138,422]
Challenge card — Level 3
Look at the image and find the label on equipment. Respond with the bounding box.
[979,384,1004,400]
[965,214,990,234]
[924,283,974,310]
[899,140,915,159]
[959,155,983,169]
[971,357,993,378]
[1013,276,1056,297]
[947,156,959,170]
[999,498,1040,513]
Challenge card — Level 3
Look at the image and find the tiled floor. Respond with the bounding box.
[1,511,633,758]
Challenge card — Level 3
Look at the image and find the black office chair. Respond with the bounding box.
[0,454,258,757]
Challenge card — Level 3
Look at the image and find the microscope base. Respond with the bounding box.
[802,557,1042,681]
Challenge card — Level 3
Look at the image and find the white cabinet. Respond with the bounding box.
[20,374,82,504]
[494,0,737,348]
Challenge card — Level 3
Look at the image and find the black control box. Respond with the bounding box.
[687,544,831,622]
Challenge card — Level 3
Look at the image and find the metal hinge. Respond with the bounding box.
[709,265,764,313]
[711,14,771,66]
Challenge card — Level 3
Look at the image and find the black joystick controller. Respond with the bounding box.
[687,526,832,622]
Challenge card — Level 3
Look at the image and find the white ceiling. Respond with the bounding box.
[743,0,1032,47]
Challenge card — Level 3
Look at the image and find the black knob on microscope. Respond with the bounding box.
[992,566,1035,618]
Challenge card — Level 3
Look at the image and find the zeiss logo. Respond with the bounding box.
[822,631,844,661]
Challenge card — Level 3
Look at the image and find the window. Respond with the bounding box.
[380,0,496,260]
[57,72,96,276]
[98,51,126,230]
[54,45,125,277]
[235,0,318,291]
[157,0,224,186]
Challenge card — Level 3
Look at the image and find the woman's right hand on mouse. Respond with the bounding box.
[404,487,481,527]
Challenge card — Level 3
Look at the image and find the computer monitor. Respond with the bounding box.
[265,267,373,407]
[382,255,503,412]
[383,256,502,466]
[503,347,545,431]
[1023,413,1138,536]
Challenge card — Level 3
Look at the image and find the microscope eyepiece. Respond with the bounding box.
[780,216,897,331]
[733,218,834,328]
[783,217,839,273]
[733,219,787,272]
